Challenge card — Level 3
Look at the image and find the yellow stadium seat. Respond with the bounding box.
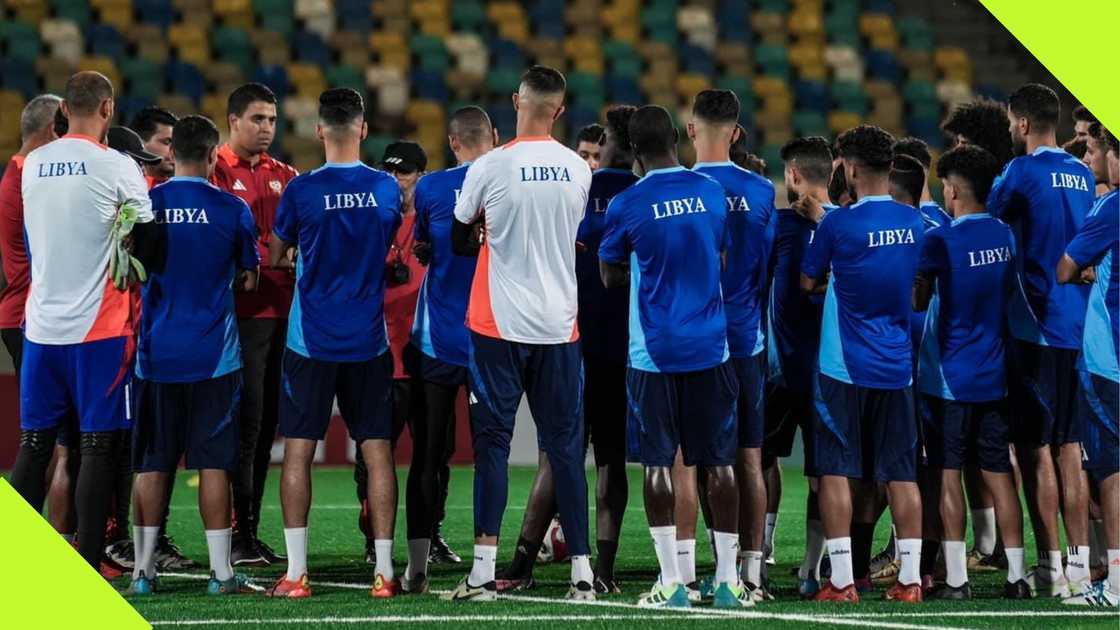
[864,80,897,100]
[675,74,711,99]
[100,5,134,32]
[406,100,444,126]
[285,137,324,173]
[0,91,26,141]
[78,55,121,89]
[410,0,444,21]
[418,18,450,38]
[201,93,228,127]
[866,111,904,138]
[202,61,244,92]
[36,56,77,93]
[496,19,529,44]
[288,63,328,98]
[751,12,786,35]
[563,36,600,62]
[639,41,673,62]
[609,23,641,46]
[371,0,407,18]
[934,46,968,69]
[572,57,603,75]
[173,0,212,25]
[828,111,863,134]
[487,1,523,22]
[752,76,789,99]
[859,13,893,37]
[254,31,291,65]
[715,42,750,66]
[899,49,932,70]
[213,0,251,15]
[369,32,407,53]
[788,41,824,68]
[379,49,411,72]
[869,30,899,52]
[761,126,794,147]
[12,1,47,23]
[798,63,828,82]
[789,9,824,37]
[760,93,794,116]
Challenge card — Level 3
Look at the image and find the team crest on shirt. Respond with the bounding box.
[269,179,283,195]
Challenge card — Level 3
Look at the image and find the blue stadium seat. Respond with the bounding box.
[87,24,127,61]
[411,69,449,102]
[605,76,642,105]
[865,49,901,83]
[252,64,290,98]
[0,58,37,97]
[488,100,517,138]
[680,43,715,76]
[336,0,372,32]
[793,80,829,114]
[565,105,598,139]
[116,96,155,123]
[906,116,944,148]
[293,30,331,67]
[135,0,175,28]
[167,60,205,105]
[490,39,525,70]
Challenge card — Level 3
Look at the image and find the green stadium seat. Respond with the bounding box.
[325,64,365,91]
[486,67,522,94]
[903,79,937,104]
[793,110,829,136]
[212,26,255,74]
[0,22,41,65]
[452,1,488,30]
[831,80,866,114]
[52,0,92,28]
[120,57,163,100]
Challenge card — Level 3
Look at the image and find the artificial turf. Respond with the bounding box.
[121,465,1119,629]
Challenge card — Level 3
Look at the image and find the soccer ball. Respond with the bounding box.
[537,517,569,563]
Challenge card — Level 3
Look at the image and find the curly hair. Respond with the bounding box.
[836,124,895,172]
[942,98,1014,168]
[936,144,1002,205]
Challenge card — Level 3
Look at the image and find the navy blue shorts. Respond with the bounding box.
[733,354,766,449]
[1007,341,1081,446]
[21,336,132,434]
[919,396,1011,473]
[132,372,242,472]
[584,355,627,465]
[416,345,469,387]
[1078,369,1119,482]
[763,383,816,475]
[626,361,739,467]
[279,350,395,442]
[812,373,918,482]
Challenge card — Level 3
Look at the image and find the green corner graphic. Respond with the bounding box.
[0,479,150,628]
[981,0,1119,131]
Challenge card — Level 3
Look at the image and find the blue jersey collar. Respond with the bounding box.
[323,160,363,168]
[1031,146,1065,156]
[951,212,991,226]
[637,165,686,183]
[170,176,211,184]
[850,194,892,207]
[693,161,735,168]
[595,167,633,174]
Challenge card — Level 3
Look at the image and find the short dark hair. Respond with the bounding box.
[1072,105,1097,124]
[628,105,677,158]
[64,71,113,116]
[520,65,566,95]
[604,105,636,153]
[941,98,1014,168]
[227,82,277,118]
[1103,127,1120,155]
[130,106,178,142]
[692,89,740,124]
[936,144,1002,205]
[448,106,493,148]
[53,106,68,136]
[1008,83,1060,132]
[827,163,848,205]
[893,137,932,169]
[836,124,895,172]
[889,154,926,207]
[1063,137,1087,160]
[318,87,364,128]
[172,115,220,163]
[780,136,833,184]
[576,123,604,145]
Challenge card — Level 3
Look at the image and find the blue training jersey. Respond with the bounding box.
[693,161,775,358]
[575,168,638,363]
[411,163,477,367]
[802,195,925,389]
[911,201,952,363]
[917,213,1016,402]
[273,162,401,362]
[136,177,260,382]
[1065,190,1119,383]
[599,166,729,373]
[987,146,1094,349]
[767,204,835,392]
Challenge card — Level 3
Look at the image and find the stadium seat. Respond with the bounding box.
[135,0,176,28]
[0,58,38,98]
[167,60,206,105]
[87,24,126,62]
[120,57,163,101]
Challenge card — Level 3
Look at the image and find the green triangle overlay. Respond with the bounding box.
[981,0,1119,131]
[0,479,150,628]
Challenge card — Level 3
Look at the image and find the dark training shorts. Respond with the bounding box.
[812,373,918,482]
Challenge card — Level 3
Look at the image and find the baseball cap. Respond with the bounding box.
[107,126,162,166]
[381,141,427,173]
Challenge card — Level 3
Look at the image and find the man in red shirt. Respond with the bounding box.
[0,94,59,373]
[211,83,298,567]
[129,106,178,188]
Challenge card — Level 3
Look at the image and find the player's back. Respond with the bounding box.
[1070,190,1120,381]
[137,177,260,381]
[693,161,775,358]
[576,168,638,362]
[988,147,1094,348]
[768,206,829,390]
[273,162,401,361]
[411,163,476,365]
[600,166,729,372]
[460,138,592,344]
[808,195,925,388]
[21,135,153,344]
[918,214,1015,402]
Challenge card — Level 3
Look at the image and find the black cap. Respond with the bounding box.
[108,126,162,166]
[381,141,427,173]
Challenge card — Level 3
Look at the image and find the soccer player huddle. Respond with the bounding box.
[2,65,1117,610]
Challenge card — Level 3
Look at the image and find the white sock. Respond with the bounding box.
[826,537,854,588]
[763,513,778,558]
[650,526,681,586]
[136,525,159,580]
[1066,545,1090,585]
[1005,546,1026,583]
[713,531,739,584]
[943,540,967,587]
[375,539,394,581]
[707,529,716,559]
[571,554,593,585]
[897,538,922,586]
[741,549,763,587]
[1090,520,1107,567]
[284,527,308,581]
[405,538,430,580]
[799,519,825,580]
[971,508,997,555]
[205,528,234,581]
[469,544,497,586]
[131,526,153,580]
[1108,549,1120,595]
[1044,550,1062,583]
[676,538,696,585]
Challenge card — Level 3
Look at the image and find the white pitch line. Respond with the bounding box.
[844,611,1120,618]
[150,615,724,626]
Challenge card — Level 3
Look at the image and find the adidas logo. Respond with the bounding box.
[233,179,247,191]
[469,392,478,405]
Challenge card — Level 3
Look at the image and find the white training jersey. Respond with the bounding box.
[21,134,154,345]
[454,136,592,344]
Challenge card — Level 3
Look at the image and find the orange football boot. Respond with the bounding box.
[370,573,400,598]
[267,574,312,599]
[814,582,860,603]
[885,581,923,603]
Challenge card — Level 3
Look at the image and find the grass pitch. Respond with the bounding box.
[123,466,1119,629]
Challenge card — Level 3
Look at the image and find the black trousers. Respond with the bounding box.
[233,318,286,538]
[2,327,22,378]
